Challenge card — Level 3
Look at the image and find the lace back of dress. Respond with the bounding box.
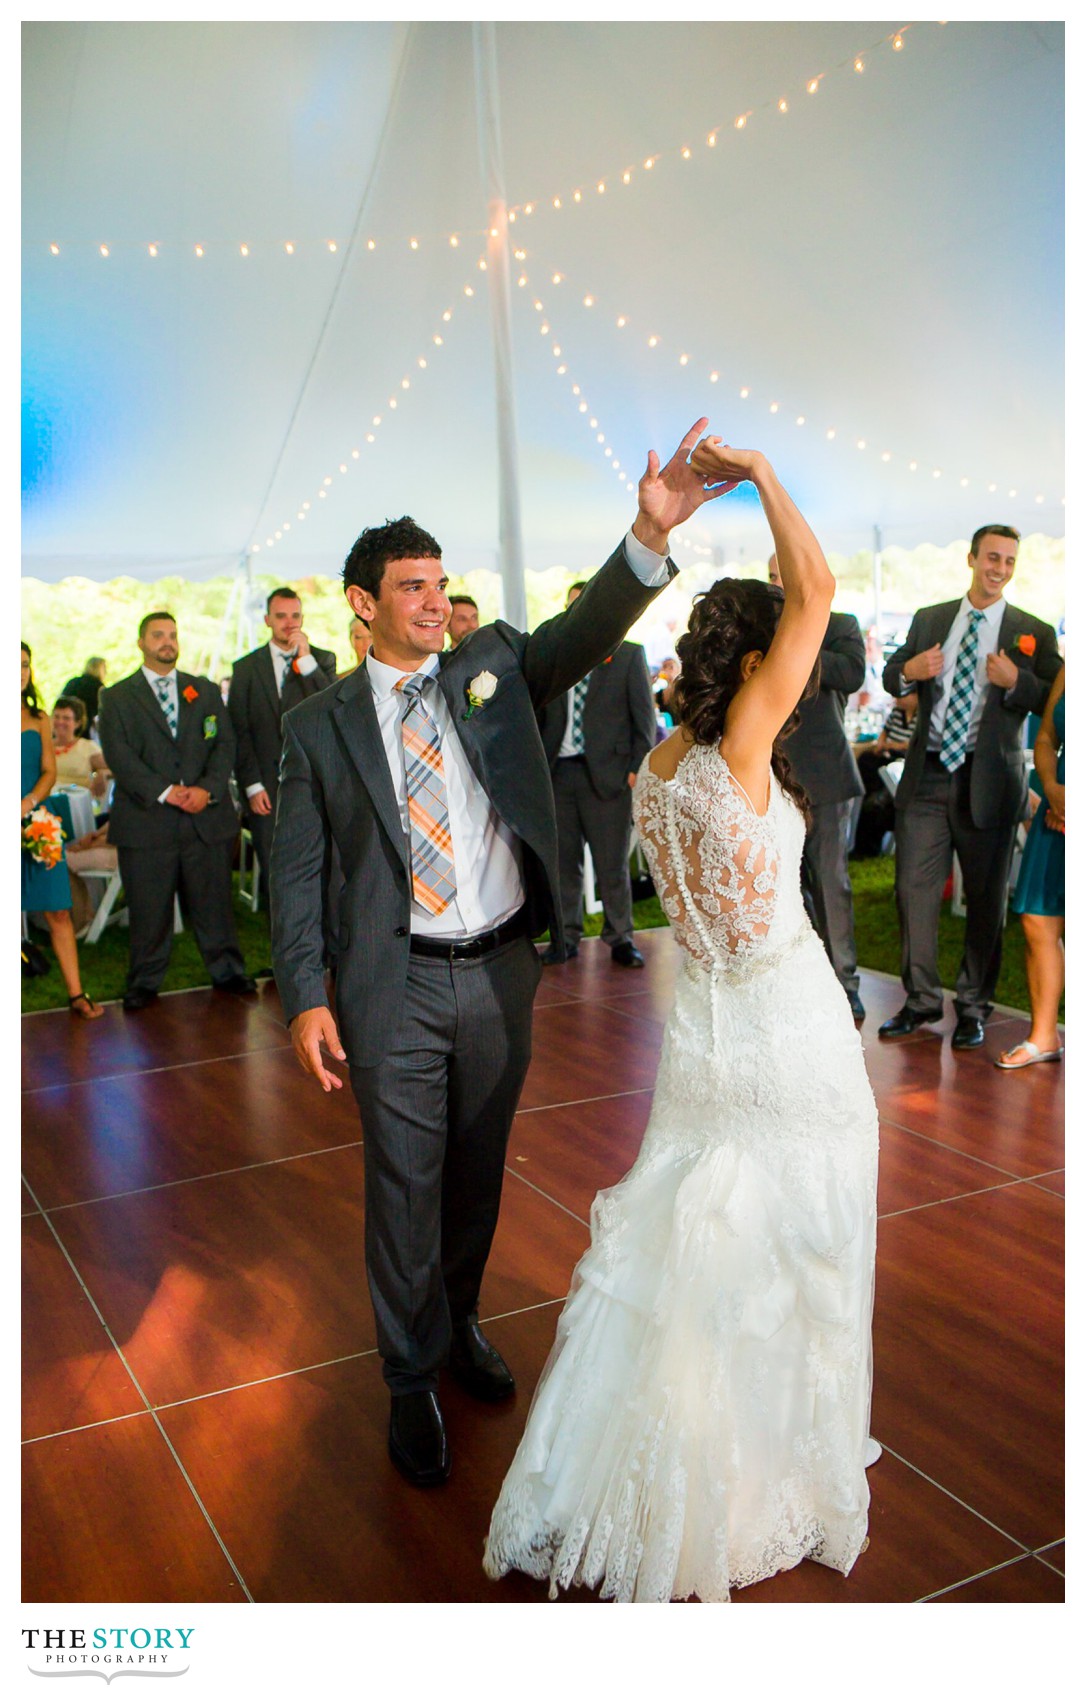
[634,744,781,973]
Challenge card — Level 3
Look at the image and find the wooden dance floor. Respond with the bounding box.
[22,932,1064,1604]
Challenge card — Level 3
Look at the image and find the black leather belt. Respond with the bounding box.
[409,909,528,961]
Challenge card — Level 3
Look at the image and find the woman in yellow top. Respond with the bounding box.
[51,695,111,797]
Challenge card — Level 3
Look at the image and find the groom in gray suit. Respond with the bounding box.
[270,420,721,1486]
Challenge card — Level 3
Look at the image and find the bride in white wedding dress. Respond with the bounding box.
[484,441,880,1603]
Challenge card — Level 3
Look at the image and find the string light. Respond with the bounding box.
[327,240,337,252]
[284,241,295,254]
[148,243,158,257]
[239,243,249,257]
[854,57,865,73]
[49,243,60,255]
[194,245,204,257]
[99,244,109,257]
[778,98,789,113]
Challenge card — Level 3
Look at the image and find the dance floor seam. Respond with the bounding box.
[22,935,1062,1604]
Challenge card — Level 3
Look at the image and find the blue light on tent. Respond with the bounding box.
[21,390,55,500]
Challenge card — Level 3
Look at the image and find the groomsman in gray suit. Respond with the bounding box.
[227,587,337,905]
[97,612,254,1011]
[769,555,866,1019]
[270,420,723,1488]
[878,524,1061,1049]
[539,585,658,967]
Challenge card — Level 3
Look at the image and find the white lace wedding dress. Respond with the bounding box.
[484,742,879,1602]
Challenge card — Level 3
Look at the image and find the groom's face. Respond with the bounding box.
[356,556,451,667]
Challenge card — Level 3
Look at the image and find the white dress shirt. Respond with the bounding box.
[926,596,1005,753]
[367,529,671,937]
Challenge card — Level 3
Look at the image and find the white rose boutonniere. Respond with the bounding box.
[464,670,498,720]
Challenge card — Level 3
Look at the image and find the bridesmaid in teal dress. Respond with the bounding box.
[998,663,1065,1068]
[21,643,102,1018]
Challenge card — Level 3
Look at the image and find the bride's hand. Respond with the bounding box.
[689,439,766,491]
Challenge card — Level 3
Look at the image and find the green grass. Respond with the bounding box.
[23,857,1042,1016]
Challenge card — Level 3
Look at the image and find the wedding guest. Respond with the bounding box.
[97,612,255,1011]
[539,582,658,968]
[344,615,372,673]
[879,525,1061,1049]
[446,595,479,648]
[61,657,108,729]
[851,689,919,859]
[228,587,337,905]
[769,555,866,1019]
[51,697,111,798]
[21,644,103,1018]
[997,664,1065,1069]
[654,657,680,722]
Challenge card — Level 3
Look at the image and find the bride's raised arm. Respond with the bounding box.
[688,441,834,772]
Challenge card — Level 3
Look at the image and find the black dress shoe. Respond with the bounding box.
[388,1391,450,1487]
[447,1321,516,1402]
[848,990,866,1022]
[213,973,257,995]
[951,1016,985,1050]
[878,1005,942,1039]
[122,988,158,1012]
[611,942,645,969]
[540,944,577,965]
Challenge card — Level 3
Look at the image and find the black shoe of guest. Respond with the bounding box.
[448,1321,516,1402]
[122,988,158,1012]
[878,1005,941,1039]
[611,942,645,969]
[951,1016,985,1050]
[213,973,258,995]
[848,990,866,1022]
[388,1391,450,1487]
[540,944,577,965]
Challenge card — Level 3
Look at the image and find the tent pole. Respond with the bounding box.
[872,523,883,638]
[472,21,527,629]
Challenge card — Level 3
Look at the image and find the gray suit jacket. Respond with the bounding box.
[227,642,337,803]
[783,611,866,806]
[98,670,239,848]
[269,541,675,1065]
[883,598,1061,829]
[538,639,658,799]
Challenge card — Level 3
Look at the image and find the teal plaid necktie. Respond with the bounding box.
[155,677,178,738]
[570,676,590,753]
[939,609,984,772]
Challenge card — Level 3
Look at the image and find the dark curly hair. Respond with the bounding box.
[671,578,817,822]
[21,642,44,719]
[343,516,442,598]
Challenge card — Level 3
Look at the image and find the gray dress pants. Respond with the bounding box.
[348,933,541,1395]
[553,756,634,949]
[893,754,1017,1020]
[800,799,860,997]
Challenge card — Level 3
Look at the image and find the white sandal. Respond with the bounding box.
[994,1041,1064,1070]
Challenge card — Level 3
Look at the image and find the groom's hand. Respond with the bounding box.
[632,417,729,554]
[291,1006,347,1091]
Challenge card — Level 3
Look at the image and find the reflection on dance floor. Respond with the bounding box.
[21,931,1064,1602]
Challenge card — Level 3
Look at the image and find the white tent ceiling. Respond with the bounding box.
[22,18,1064,588]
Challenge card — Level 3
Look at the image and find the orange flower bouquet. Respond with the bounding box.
[22,806,66,869]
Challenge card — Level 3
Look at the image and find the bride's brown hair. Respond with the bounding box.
[671,578,816,823]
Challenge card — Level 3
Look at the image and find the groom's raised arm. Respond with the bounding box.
[521,417,726,709]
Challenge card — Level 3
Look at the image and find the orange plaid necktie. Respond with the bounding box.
[396,673,457,917]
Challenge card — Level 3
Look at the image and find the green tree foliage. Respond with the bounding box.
[22,533,1063,707]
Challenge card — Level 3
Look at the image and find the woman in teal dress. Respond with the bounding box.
[21,643,102,1018]
[997,663,1064,1069]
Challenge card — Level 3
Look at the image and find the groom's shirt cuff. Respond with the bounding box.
[623,527,672,587]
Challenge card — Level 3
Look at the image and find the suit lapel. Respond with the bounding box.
[930,600,961,647]
[437,647,491,791]
[332,666,410,872]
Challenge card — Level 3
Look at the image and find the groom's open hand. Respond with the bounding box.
[632,417,730,554]
[291,1006,347,1091]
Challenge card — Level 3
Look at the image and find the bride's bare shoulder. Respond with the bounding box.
[646,727,696,782]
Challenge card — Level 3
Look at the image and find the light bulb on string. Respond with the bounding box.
[778,98,788,113]
[99,244,110,257]
[739,387,750,399]
[807,77,821,93]
[854,57,865,72]
[49,243,60,254]
[148,243,158,257]
[195,245,204,257]
[327,241,337,252]
[285,242,295,254]
[893,34,904,50]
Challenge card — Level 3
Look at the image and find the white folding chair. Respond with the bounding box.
[79,867,127,943]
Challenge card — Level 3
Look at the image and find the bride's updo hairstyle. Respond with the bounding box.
[671,578,815,822]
